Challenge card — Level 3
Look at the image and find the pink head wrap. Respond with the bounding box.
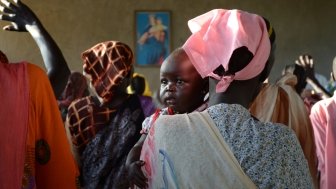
[182,9,271,93]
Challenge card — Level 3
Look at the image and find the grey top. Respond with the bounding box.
[207,103,313,189]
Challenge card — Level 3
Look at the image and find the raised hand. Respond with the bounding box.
[0,0,70,98]
[295,54,332,98]
[127,160,148,189]
[295,54,315,80]
[0,0,40,32]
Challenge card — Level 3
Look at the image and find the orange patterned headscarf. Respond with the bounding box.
[82,41,134,105]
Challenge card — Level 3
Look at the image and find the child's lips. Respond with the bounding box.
[165,98,176,106]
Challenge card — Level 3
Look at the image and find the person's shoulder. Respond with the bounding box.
[263,121,295,134]
[207,103,244,113]
[314,96,335,107]
[311,96,335,113]
[25,62,50,85]
[255,120,299,144]
[26,62,47,76]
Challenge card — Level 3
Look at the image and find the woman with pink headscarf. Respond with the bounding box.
[139,9,313,189]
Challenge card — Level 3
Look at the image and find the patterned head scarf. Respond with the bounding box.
[82,41,134,104]
[182,9,271,93]
[0,50,9,64]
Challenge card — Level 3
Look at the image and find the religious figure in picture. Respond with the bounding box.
[137,13,169,65]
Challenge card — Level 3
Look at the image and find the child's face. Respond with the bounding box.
[159,52,207,113]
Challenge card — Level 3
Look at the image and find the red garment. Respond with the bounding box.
[0,62,29,189]
[0,61,79,189]
[25,63,79,188]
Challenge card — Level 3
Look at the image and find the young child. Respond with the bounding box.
[125,47,209,188]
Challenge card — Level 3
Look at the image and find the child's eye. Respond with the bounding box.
[161,78,168,85]
[176,79,184,85]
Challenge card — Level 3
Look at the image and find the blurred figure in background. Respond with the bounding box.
[296,54,331,97]
[127,73,156,117]
[310,58,336,189]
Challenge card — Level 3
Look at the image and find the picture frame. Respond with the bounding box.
[135,10,171,66]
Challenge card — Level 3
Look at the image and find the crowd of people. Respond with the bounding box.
[0,1,335,189]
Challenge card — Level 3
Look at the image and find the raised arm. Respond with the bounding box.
[296,54,332,98]
[0,0,70,98]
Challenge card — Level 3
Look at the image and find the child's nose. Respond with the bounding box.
[166,82,176,91]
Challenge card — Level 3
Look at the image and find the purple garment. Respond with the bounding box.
[138,95,156,117]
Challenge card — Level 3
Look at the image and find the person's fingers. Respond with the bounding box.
[8,1,18,12]
[130,166,147,181]
[136,170,147,181]
[135,160,145,166]
[0,0,14,9]
[309,58,314,67]
[14,0,23,9]
[295,60,300,65]
[1,0,18,11]
[304,55,313,68]
[3,25,15,31]
[3,23,26,32]
[133,176,148,189]
[0,0,9,7]
[299,55,305,64]
[0,4,13,14]
[0,13,14,22]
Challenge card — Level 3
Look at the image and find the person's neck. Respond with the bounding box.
[103,93,130,109]
[208,80,260,109]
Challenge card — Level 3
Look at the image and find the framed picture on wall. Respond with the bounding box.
[135,10,171,66]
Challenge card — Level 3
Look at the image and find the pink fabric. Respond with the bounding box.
[0,62,29,189]
[310,93,336,189]
[182,9,271,92]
